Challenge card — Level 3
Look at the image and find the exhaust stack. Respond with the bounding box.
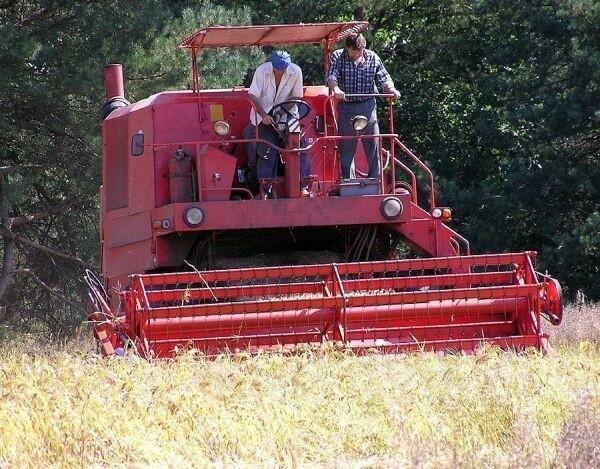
[103,64,125,100]
[101,64,129,120]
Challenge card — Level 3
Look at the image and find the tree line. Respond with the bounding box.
[0,0,598,335]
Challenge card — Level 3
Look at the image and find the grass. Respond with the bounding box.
[0,304,599,467]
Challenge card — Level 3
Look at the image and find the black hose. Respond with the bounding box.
[347,226,363,262]
[364,225,378,261]
[100,97,130,120]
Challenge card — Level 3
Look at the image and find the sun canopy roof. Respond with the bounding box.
[177,22,369,50]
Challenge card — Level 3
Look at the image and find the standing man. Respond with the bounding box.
[326,34,401,179]
[244,50,310,198]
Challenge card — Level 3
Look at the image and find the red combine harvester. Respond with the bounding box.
[87,22,564,358]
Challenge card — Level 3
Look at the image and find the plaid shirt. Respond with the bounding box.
[326,48,395,102]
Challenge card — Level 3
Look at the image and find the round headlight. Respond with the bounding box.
[381,197,403,220]
[351,115,368,132]
[431,208,443,219]
[183,206,205,227]
[214,121,230,137]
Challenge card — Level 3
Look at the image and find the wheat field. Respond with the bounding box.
[1,304,599,468]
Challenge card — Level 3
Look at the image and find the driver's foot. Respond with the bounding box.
[262,187,274,199]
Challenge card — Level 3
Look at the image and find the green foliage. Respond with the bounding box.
[123,4,259,98]
[0,0,255,334]
[0,0,598,337]
[357,0,599,298]
[553,212,600,299]
[217,0,356,25]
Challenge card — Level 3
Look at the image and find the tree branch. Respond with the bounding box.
[0,237,17,300]
[0,164,47,173]
[15,268,84,311]
[14,8,48,27]
[8,206,65,227]
[0,227,95,269]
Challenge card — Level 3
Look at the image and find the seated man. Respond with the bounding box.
[243,50,310,198]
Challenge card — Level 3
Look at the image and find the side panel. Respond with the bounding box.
[103,116,129,210]
[197,144,237,201]
[102,105,155,281]
[128,108,155,214]
[154,101,201,207]
[105,240,154,285]
[104,211,151,248]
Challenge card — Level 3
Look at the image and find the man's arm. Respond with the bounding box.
[326,51,345,100]
[290,66,303,101]
[327,79,346,100]
[375,55,401,99]
[279,66,304,114]
[248,65,275,125]
[249,93,274,125]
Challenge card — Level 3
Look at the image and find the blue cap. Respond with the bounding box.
[271,50,291,70]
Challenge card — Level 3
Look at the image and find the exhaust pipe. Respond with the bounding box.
[104,64,125,100]
[101,64,130,120]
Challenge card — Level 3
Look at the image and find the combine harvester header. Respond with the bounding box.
[88,22,563,358]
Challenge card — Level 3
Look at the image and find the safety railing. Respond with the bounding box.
[146,92,441,211]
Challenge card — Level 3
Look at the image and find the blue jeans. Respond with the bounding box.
[337,98,380,179]
[244,123,310,186]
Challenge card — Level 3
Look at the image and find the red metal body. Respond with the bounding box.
[90,22,563,358]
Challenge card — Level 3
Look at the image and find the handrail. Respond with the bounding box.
[392,157,418,205]
[149,134,398,156]
[449,233,471,256]
[393,137,436,211]
[145,91,440,210]
[342,93,395,98]
[150,133,435,205]
[322,93,394,137]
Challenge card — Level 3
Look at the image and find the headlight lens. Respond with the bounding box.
[214,121,230,137]
[351,115,368,132]
[431,208,443,219]
[183,206,205,227]
[381,197,403,220]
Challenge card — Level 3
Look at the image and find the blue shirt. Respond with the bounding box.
[326,48,395,102]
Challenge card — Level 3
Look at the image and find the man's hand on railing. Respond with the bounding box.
[387,88,401,99]
[331,86,346,101]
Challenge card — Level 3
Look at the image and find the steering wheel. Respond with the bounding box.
[269,99,311,120]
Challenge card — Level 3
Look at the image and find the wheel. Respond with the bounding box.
[541,277,563,325]
[269,99,311,120]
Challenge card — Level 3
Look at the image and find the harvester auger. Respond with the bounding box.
[89,22,563,358]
